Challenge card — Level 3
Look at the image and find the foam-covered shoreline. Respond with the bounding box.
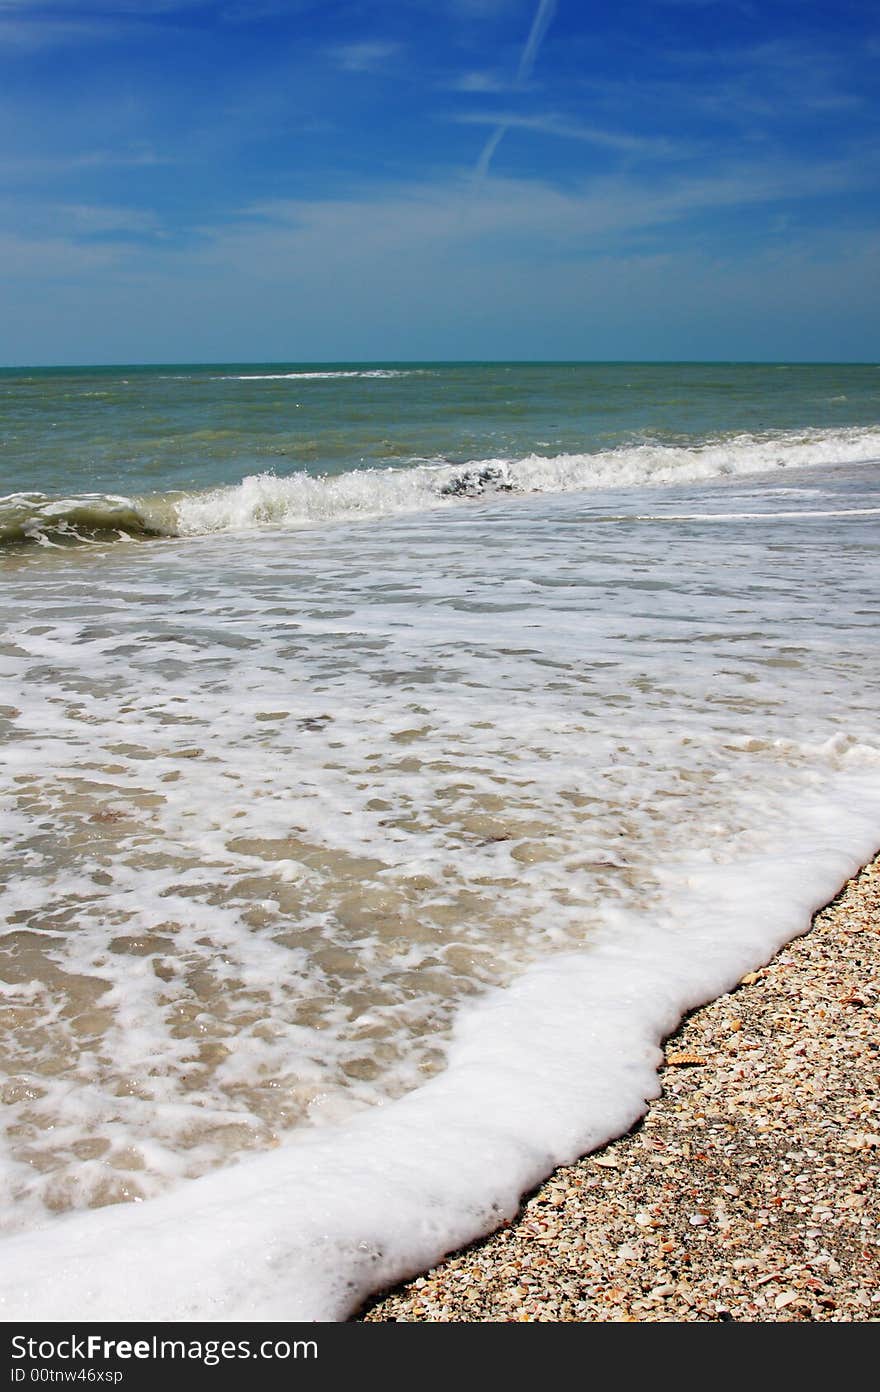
[2,430,878,1322]
[0,785,877,1322]
[362,852,880,1323]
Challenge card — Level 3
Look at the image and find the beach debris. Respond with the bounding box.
[298,714,333,731]
[439,464,516,498]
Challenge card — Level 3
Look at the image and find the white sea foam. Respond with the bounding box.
[1,461,878,1320]
[635,507,880,521]
[172,426,880,536]
[3,426,879,550]
[222,369,420,381]
[0,778,877,1322]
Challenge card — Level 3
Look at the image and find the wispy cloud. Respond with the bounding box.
[0,14,109,48]
[0,228,127,281]
[63,204,162,236]
[449,70,516,94]
[459,110,692,159]
[3,155,877,359]
[214,153,872,271]
[4,153,872,277]
[700,38,867,119]
[0,146,171,182]
[0,1,261,48]
[475,0,557,178]
[0,1,216,12]
[0,194,165,252]
[328,41,402,74]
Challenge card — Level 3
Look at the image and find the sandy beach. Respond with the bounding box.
[361,852,880,1322]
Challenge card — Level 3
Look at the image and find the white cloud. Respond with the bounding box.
[2,147,870,292]
[328,41,402,73]
[663,34,869,121]
[0,1,259,47]
[202,155,870,281]
[0,229,126,279]
[0,1,216,12]
[449,70,516,94]
[0,147,171,180]
[2,163,878,361]
[63,204,162,234]
[0,103,874,298]
[0,15,107,46]
[458,110,693,159]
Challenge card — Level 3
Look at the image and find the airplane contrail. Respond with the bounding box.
[474,123,508,181]
[475,0,557,179]
[518,0,557,83]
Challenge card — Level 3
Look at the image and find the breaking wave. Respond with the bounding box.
[219,369,424,381]
[0,492,176,549]
[4,425,879,550]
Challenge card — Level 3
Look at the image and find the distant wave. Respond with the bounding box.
[218,369,425,381]
[4,425,879,550]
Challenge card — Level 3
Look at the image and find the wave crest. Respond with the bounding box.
[5,425,879,549]
[174,425,880,535]
[0,492,176,549]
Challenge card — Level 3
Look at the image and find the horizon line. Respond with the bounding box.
[2,357,878,372]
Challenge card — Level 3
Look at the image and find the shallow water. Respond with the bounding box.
[1,363,878,1317]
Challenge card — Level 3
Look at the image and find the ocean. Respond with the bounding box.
[1,361,879,1320]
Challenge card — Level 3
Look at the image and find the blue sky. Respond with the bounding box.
[0,0,877,363]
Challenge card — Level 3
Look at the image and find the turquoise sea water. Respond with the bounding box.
[2,360,880,515]
[1,362,879,1319]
